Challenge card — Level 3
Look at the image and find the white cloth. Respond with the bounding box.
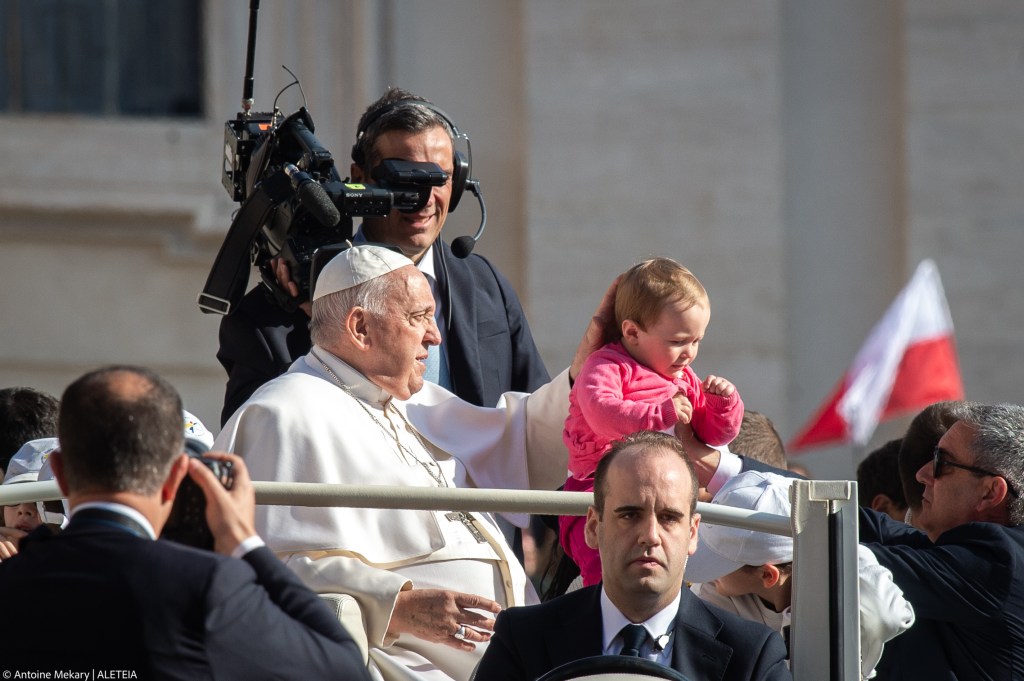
[692,544,914,680]
[214,346,571,681]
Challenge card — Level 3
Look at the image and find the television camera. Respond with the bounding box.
[198,1,462,316]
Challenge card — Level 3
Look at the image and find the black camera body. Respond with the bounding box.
[161,444,234,551]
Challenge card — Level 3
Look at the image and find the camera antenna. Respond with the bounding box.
[241,0,261,115]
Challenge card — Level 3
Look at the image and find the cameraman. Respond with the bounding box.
[217,88,549,424]
[0,365,369,679]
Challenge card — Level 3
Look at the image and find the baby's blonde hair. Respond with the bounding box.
[614,258,708,331]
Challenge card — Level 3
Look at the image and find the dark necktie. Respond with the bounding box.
[619,623,648,657]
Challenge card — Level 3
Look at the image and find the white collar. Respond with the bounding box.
[600,587,681,654]
[70,501,157,540]
[308,345,394,406]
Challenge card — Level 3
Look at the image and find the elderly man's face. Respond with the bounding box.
[585,447,700,619]
[364,266,440,399]
[353,126,454,264]
[915,420,993,541]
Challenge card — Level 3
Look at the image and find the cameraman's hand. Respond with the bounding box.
[187,451,257,556]
[271,257,312,317]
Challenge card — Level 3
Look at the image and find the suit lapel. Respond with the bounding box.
[544,587,605,669]
[670,589,733,681]
[434,243,484,404]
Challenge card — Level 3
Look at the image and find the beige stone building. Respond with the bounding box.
[1,1,1021,478]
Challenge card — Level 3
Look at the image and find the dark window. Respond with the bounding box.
[0,0,202,117]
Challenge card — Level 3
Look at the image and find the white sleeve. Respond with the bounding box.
[284,553,412,649]
[856,544,915,679]
[404,369,572,527]
[707,447,743,495]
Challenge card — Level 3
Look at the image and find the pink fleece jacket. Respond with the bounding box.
[563,341,743,479]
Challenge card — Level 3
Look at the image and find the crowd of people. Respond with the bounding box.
[1,89,1022,681]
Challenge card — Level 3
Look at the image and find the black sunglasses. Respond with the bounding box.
[932,447,1019,498]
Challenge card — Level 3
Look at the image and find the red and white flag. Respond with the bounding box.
[789,259,965,452]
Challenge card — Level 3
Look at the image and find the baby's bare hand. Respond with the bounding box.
[702,375,736,397]
[672,392,693,424]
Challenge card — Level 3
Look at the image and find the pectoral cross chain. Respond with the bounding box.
[446,511,487,543]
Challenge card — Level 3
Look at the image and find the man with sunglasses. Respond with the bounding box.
[858,401,1024,680]
[677,402,1024,680]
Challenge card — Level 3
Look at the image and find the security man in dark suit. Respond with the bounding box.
[217,88,549,425]
[476,431,791,681]
[0,365,370,679]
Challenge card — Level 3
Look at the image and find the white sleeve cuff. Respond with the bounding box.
[232,535,266,559]
[706,448,742,495]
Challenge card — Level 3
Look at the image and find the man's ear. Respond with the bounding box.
[688,512,701,556]
[160,454,191,505]
[584,506,601,550]
[346,307,372,349]
[49,449,70,497]
[870,493,896,516]
[760,563,782,588]
[976,475,1011,513]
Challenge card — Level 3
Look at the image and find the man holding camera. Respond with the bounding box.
[0,365,369,679]
[217,88,549,424]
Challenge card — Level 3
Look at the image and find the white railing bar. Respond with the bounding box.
[0,480,792,536]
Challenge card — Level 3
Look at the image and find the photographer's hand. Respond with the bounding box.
[271,257,312,317]
[187,451,258,556]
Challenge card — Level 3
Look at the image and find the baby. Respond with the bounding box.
[561,258,743,585]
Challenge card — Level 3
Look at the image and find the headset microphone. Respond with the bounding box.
[450,180,486,259]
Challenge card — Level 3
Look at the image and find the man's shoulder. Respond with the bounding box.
[440,244,516,291]
[935,520,1024,559]
[680,587,778,645]
[224,285,309,329]
[501,586,598,625]
[240,359,332,405]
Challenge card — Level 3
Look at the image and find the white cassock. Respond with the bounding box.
[214,345,570,681]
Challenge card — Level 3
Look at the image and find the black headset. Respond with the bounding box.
[351,99,473,212]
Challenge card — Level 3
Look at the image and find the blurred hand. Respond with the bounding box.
[388,588,502,652]
[187,451,257,556]
[571,275,621,382]
[271,257,312,317]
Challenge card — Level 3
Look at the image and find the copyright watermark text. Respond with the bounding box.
[2,671,138,680]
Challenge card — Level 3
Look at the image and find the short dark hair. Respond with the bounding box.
[857,438,907,509]
[730,410,788,470]
[58,366,183,496]
[899,401,963,510]
[593,431,698,515]
[351,88,455,171]
[0,387,59,472]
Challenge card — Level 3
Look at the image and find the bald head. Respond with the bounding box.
[58,366,183,496]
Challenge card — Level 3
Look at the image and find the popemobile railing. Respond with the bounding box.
[0,479,860,681]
